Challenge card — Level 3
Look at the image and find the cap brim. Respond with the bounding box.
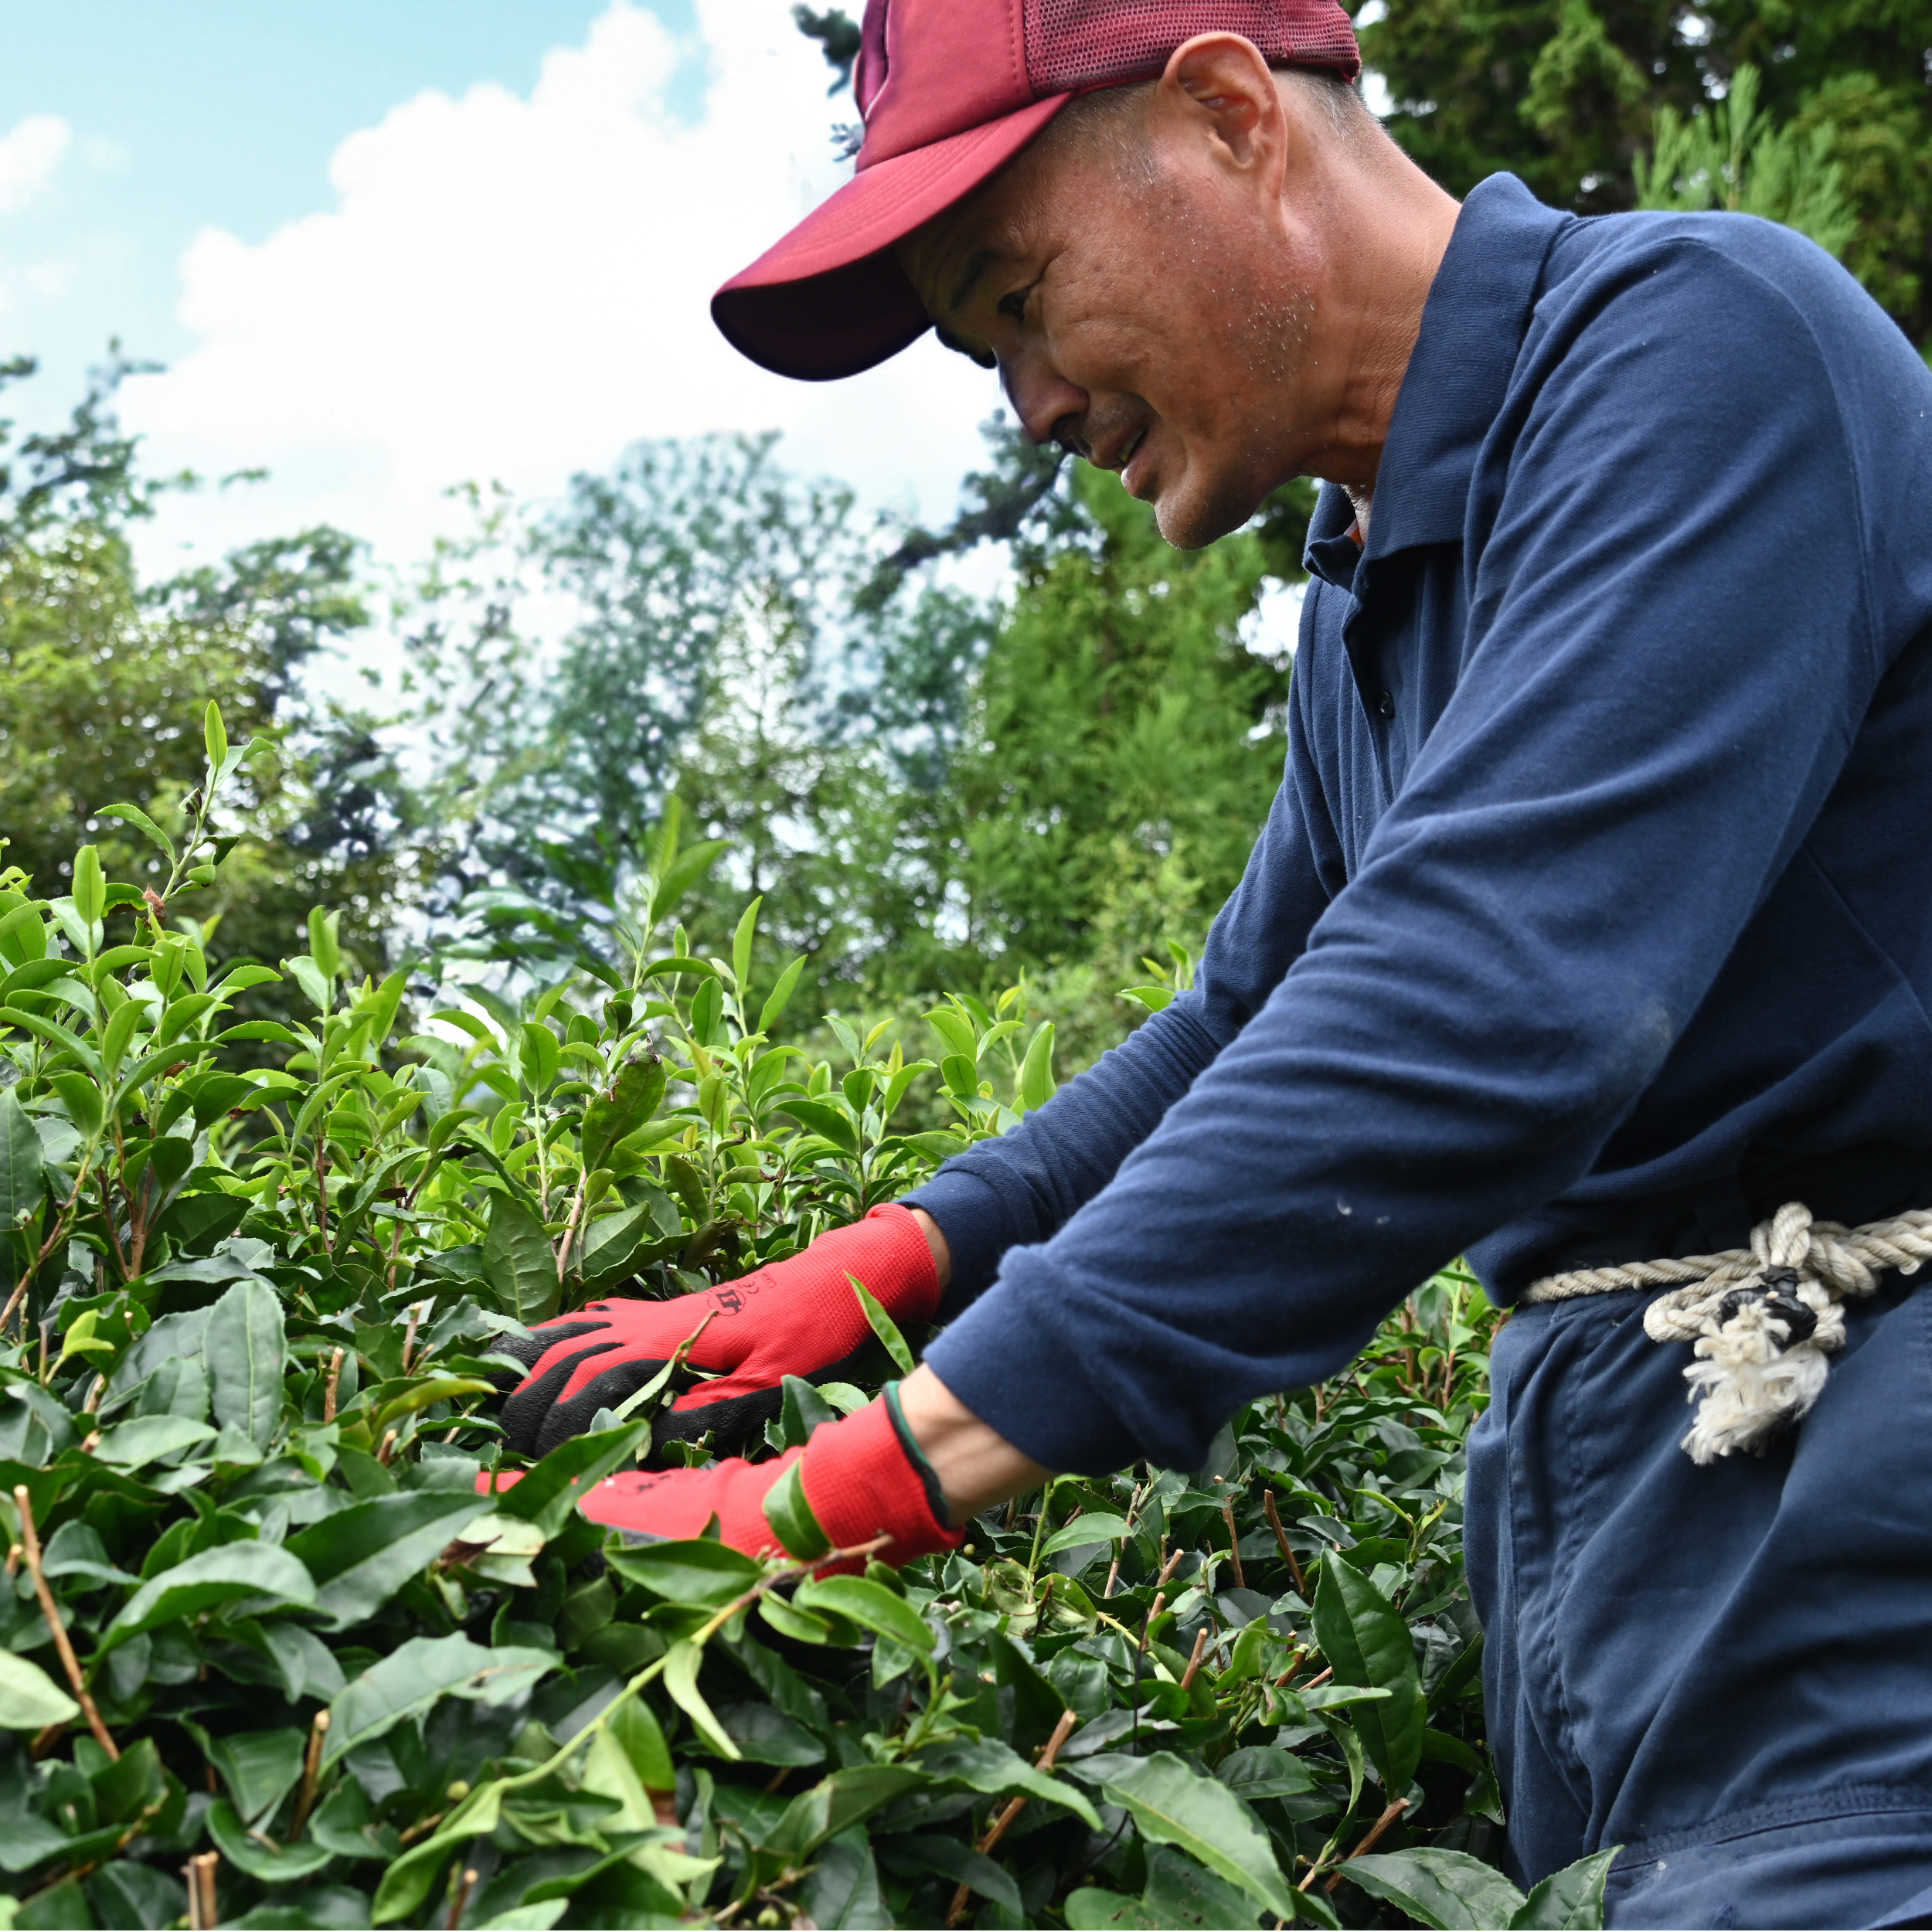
[713,94,1070,383]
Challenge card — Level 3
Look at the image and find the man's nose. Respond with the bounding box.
[1001,350,1087,453]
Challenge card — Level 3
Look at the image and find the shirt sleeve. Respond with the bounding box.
[904,641,1341,1311]
[923,234,1891,1475]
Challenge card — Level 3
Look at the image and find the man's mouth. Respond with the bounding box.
[1120,426,1153,496]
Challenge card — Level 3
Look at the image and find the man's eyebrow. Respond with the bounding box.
[947,247,1002,315]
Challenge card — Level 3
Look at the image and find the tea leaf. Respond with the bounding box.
[1345,1849,1527,1930]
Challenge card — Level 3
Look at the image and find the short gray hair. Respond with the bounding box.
[1039,60,1376,161]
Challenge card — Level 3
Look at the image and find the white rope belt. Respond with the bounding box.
[1522,1202,1932,1464]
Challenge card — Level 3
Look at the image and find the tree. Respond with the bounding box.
[1362,0,1932,345]
[0,353,420,988]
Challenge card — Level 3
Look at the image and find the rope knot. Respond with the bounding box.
[1525,1201,1932,1466]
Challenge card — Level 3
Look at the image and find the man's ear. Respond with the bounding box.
[1156,33,1284,173]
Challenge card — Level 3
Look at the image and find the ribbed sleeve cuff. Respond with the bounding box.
[901,1168,1023,1315]
[920,1256,1142,1475]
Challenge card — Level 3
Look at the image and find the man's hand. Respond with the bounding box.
[497,1383,968,1573]
[496,1203,940,1458]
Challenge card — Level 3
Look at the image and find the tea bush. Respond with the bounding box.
[0,709,1611,1930]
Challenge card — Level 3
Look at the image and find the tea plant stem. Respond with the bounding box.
[322,1347,345,1423]
[1220,1498,1246,1588]
[184,1850,219,1930]
[1104,1475,1153,1597]
[315,1142,331,1255]
[944,1706,1079,1927]
[1179,1624,1212,1691]
[1321,1795,1411,1893]
[291,1709,329,1836]
[401,1301,427,1376]
[1263,1489,1308,1597]
[447,1865,478,1929]
[15,1485,117,1760]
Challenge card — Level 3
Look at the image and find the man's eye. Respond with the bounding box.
[934,325,996,370]
[998,289,1029,323]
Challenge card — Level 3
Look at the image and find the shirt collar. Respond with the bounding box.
[1303,173,1572,584]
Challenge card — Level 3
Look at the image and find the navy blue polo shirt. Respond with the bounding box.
[910,172,1932,1478]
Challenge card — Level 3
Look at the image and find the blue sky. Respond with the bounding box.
[0,2,684,413]
[0,1,993,572]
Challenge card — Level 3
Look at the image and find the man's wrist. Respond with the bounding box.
[894,1362,1051,1526]
[908,1206,952,1291]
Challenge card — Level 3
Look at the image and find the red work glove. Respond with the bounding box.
[485,1389,964,1576]
[495,1204,939,1459]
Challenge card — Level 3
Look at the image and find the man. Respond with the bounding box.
[499,1,1932,1923]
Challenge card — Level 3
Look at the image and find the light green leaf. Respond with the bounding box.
[850,1277,916,1377]
[1039,1512,1131,1558]
[1343,1849,1527,1930]
[1098,1751,1295,1922]
[763,1458,831,1560]
[204,699,230,773]
[490,1414,651,1540]
[732,897,761,988]
[70,845,105,927]
[1019,1021,1057,1112]
[97,801,176,862]
[0,1650,80,1730]
[757,954,806,1034]
[665,1639,740,1758]
[1313,1553,1427,1793]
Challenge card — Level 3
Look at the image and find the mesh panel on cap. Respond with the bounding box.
[1025,0,1359,90]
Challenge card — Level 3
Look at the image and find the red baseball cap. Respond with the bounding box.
[713,0,1361,382]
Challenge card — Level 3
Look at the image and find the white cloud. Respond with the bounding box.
[0,114,72,215]
[124,2,1000,578]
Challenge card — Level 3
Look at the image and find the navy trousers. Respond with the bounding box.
[1467,1274,1932,1930]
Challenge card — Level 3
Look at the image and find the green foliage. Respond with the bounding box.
[0,707,1614,1927]
[1363,0,1932,343]
[0,355,426,1017]
[1634,65,1857,258]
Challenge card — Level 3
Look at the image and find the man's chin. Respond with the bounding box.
[1151,474,1268,552]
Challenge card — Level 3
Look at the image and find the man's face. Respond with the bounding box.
[899,104,1315,549]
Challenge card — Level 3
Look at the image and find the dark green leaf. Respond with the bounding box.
[0,1087,44,1230]
[1096,1751,1294,1921]
[1313,1553,1427,1793]
[284,1489,490,1628]
[482,1190,560,1325]
[100,1543,316,1655]
[204,1277,286,1453]
[1509,1847,1620,1930]
[489,1414,651,1539]
[607,1536,763,1606]
[324,1634,556,1766]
